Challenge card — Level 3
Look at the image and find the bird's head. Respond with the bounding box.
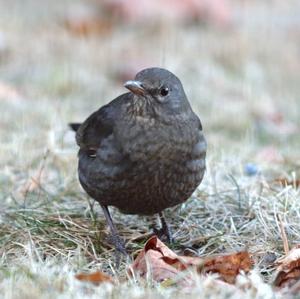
[124,67,191,117]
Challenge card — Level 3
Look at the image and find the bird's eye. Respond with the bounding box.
[160,87,169,97]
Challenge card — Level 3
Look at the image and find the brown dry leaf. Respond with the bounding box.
[274,246,300,289]
[75,271,113,285]
[162,255,203,271]
[163,252,252,284]
[144,235,178,258]
[136,249,180,283]
[129,236,182,283]
[130,236,252,286]
[200,251,253,284]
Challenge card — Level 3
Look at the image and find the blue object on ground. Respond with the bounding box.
[244,163,258,176]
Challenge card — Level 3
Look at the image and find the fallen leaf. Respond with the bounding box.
[138,249,180,282]
[129,236,183,283]
[75,271,113,285]
[162,255,203,271]
[274,246,300,289]
[130,236,252,286]
[200,251,253,284]
[276,246,300,267]
[163,251,252,284]
[144,235,178,258]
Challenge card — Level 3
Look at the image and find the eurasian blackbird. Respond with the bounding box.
[70,67,206,256]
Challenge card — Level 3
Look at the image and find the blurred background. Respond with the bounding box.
[0,0,299,253]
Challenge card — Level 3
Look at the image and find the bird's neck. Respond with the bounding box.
[126,96,156,118]
[125,96,193,125]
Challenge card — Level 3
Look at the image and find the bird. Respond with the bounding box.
[70,67,206,257]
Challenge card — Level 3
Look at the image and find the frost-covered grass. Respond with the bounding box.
[0,0,300,298]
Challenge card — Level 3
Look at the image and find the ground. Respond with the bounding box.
[0,0,300,298]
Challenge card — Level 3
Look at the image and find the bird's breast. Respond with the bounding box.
[116,115,202,163]
[115,137,206,214]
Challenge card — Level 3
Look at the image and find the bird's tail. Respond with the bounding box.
[69,123,81,132]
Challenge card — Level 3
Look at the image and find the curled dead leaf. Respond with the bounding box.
[75,271,113,285]
[274,246,300,289]
[161,255,203,271]
[129,236,183,283]
[143,235,178,258]
[130,236,252,286]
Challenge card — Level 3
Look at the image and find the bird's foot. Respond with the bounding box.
[107,233,128,267]
[100,204,129,267]
[152,225,174,244]
[111,233,127,255]
[152,212,174,244]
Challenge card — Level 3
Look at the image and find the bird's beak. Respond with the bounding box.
[124,80,145,96]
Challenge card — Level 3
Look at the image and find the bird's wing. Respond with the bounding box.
[75,94,128,152]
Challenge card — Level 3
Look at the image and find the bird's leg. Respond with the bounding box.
[100,204,127,259]
[159,212,173,244]
[153,212,173,244]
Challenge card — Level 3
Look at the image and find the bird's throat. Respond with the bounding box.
[127,96,157,118]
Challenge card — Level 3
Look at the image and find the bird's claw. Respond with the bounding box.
[152,226,174,244]
[108,233,128,267]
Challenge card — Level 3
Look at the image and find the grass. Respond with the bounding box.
[0,0,300,298]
